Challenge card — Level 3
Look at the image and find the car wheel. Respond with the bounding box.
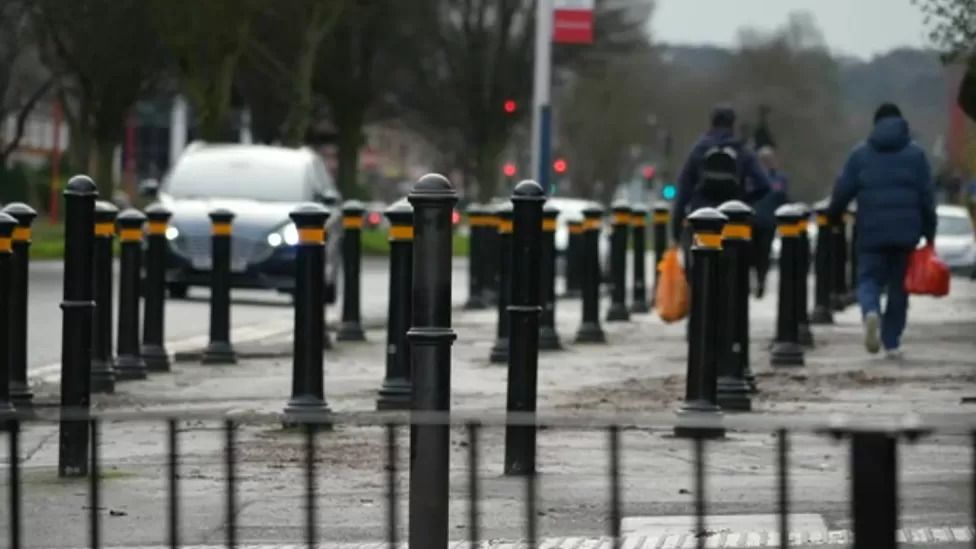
[168,283,188,299]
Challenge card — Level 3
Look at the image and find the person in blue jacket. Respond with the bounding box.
[828,103,937,359]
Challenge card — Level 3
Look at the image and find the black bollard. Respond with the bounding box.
[407,174,458,549]
[564,218,584,298]
[771,204,805,367]
[830,211,850,311]
[203,209,237,364]
[142,204,173,372]
[575,203,606,343]
[114,209,148,381]
[59,174,98,478]
[464,203,488,310]
[849,431,899,549]
[490,202,514,363]
[651,202,670,306]
[715,201,754,410]
[90,202,118,393]
[0,213,17,414]
[377,200,414,410]
[810,200,834,324]
[794,204,814,347]
[606,200,631,322]
[481,209,500,306]
[3,203,38,411]
[630,204,650,313]
[284,203,332,423]
[337,200,366,341]
[538,202,562,351]
[504,180,545,476]
[846,204,859,306]
[674,208,727,439]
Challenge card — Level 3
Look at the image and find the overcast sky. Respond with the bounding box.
[651,0,932,60]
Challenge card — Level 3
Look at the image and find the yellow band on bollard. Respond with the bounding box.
[694,233,722,249]
[212,223,232,236]
[0,237,10,253]
[795,219,808,231]
[468,215,491,227]
[498,220,514,234]
[298,227,326,244]
[484,216,500,227]
[12,227,31,242]
[816,214,828,227]
[542,218,557,232]
[722,223,752,240]
[568,224,584,234]
[94,223,115,237]
[584,218,602,231]
[119,228,143,242]
[631,216,646,227]
[343,217,363,229]
[147,221,168,235]
[389,225,413,241]
[612,212,630,225]
[653,212,670,224]
[778,224,802,237]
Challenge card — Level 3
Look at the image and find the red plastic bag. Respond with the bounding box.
[656,247,689,322]
[904,245,950,296]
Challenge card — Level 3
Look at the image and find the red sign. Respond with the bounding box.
[553,0,594,44]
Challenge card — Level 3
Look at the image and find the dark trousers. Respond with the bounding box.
[752,224,775,291]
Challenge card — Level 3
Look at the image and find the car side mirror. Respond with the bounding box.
[139,179,160,199]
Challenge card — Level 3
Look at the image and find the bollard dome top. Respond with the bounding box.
[582,202,605,218]
[813,199,830,214]
[208,208,235,223]
[64,174,98,197]
[495,200,514,219]
[512,179,545,201]
[717,200,753,224]
[792,202,811,217]
[289,202,330,227]
[2,202,38,226]
[409,173,458,204]
[611,198,631,213]
[385,198,413,225]
[653,201,670,214]
[687,207,727,234]
[94,201,119,224]
[341,199,366,216]
[630,203,648,214]
[145,202,173,222]
[466,202,485,215]
[543,201,560,218]
[0,212,17,238]
[774,203,802,223]
[116,208,147,228]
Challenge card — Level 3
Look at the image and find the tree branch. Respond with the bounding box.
[0,76,54,164]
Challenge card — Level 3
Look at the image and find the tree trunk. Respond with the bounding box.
[336,117,363,198]
[281,14,330,147]
[94,139,116,201]
[474,138,505,203]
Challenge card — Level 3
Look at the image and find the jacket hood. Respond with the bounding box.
[868,117,910,152]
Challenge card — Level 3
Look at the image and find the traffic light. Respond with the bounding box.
[662,183,677,200]
[553,158,567,174]
[641,165,656,181]
[503,162,517,177]
[503,99,517,114]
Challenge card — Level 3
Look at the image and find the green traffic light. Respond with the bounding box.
[662,184,677,200]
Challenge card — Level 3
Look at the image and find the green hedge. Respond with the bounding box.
[362,229,468,256]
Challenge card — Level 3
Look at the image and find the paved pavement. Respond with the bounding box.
[4,261,976,548]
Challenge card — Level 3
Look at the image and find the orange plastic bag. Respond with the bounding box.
[656,247,689,322]
[904,244,950,296]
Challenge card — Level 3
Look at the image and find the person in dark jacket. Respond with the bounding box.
[752,146,790,297]
[828,103,936,359]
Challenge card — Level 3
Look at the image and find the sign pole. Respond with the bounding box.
[531,0,553,195]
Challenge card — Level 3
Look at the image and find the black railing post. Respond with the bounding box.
[377,201,414,410]
[482,209,500,305]
[490,202,514,363]
[59,174,98,478]
[3,203,37,411]
[464,203,487,310]
[203,209,237,365]
[0,213,17,414]
[407,174,458,549]
[674,207,727,439]
[284,204,332,424]
[576,204,606,343]
[771,205,805,367]
[539,202,562,351]
[142,204,173,372]
[651,202,670,306]
[716,200,753,411]
[606,200,631,322]
[338,200,366,341]
[847,204,859,306]
[794,203,814,347]
[114,209,148,381]
[90,202,118,394]
[830,211,849,311]
[846,431,899,549]
[565,218,584,298]
[504,180,545,476]
[810,200,834,325]
[630,204,650,313]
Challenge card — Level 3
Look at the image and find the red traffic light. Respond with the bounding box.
[641,165,656,180]
[553,158,567,174]
[503,99,517,114]
[503,162,517,177]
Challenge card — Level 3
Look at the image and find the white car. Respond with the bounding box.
[935,204,976,273]
[546,197,610,276]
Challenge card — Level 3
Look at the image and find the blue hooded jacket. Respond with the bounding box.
[671,128,771,240]
[828,116,936,251]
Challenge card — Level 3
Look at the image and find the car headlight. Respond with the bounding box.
[165,226,179,241]
[267,223,299,247]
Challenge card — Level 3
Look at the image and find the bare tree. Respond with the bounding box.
[914,0,976,120]
[0,0,52,167]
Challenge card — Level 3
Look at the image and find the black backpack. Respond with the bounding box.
[697,145,741,204]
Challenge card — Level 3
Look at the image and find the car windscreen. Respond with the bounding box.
[938,215,973,237]
[165,154,308,202]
